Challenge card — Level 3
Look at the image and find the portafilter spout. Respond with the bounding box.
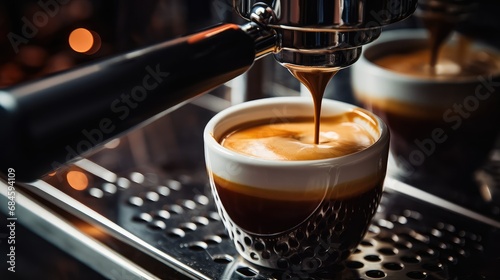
[236,0,418,68]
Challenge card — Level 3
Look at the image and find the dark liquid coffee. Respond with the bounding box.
[284,64,338,144]
[367,101,499,179]
[213,173,383,234]
[361,40,500,181]
[218,113,378,234]
[211,111,383,269]
[212,173,384,268]
[421,16,456,72]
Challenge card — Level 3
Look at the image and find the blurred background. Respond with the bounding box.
[1,1,500,279]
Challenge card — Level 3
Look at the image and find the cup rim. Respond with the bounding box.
[203,96,389,167]
[358,28,500,84]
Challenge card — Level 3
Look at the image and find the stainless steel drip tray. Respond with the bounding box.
[12,159,500,280]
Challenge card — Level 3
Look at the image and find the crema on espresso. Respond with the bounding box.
[221,114,376,161]
[374,42,500,79]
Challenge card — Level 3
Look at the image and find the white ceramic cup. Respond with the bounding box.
[203,96,389,271]
[352,29,500,184]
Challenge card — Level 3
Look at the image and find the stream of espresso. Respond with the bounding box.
[284,64,339,144]
[422,16,456,72]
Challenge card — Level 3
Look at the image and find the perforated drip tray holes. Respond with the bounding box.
[41,167,496,279]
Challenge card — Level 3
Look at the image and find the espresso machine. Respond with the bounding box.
[1,0,500,279]
[0,0,420,181]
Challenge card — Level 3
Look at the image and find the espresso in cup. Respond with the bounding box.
[204,97,389,271]
[218,113,377,234]
[352,29,500,183]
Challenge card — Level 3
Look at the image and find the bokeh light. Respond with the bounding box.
[66,170,89,191]
[68,28,101,55]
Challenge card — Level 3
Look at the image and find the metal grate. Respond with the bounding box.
[39,164,496,279]
[17,103,500,279]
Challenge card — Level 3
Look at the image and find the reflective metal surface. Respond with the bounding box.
[2,99,499,279]
[235,0,418,28]
[235,0,418,67]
